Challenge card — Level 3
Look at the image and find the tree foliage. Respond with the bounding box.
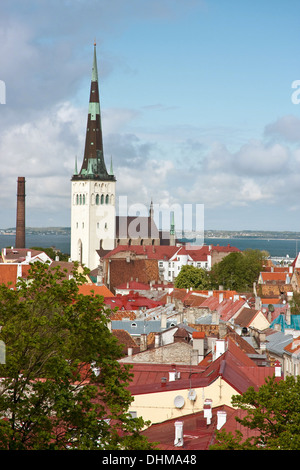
[211,375,300,450]
[174,249,266,293]
[174,265,210,290]
[289,292,300,315]
[0,262,154,450]
[210,249,265,291]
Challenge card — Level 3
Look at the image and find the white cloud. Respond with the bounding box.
[0,101,84,225]
[264,115,300,143]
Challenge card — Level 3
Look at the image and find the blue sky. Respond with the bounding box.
[1,0,300,232]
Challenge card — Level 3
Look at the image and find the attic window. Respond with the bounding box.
[131,322,137,328]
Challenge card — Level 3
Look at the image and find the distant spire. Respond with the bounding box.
[170,211,175,235]
[109,155,114,176]
[170,211,175,246]
[149,198,154,218]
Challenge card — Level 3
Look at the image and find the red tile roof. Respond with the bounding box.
[142,405,259,450]
[103,244,240,262]
[115,281,150,291]
[127,338,278,397]
[103,292,163,311]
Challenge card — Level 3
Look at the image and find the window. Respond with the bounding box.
[105,194,109,204]
[101,194,104,204]
[96,194,99,205]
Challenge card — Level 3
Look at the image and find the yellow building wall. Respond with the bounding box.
[129,377,237,424]
[251,312,270,331]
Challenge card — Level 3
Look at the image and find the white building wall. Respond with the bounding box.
[71,179,116,270]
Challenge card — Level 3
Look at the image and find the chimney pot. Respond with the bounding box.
[174,421,183,447]
[217,410,227,430]
[15,177,26,249]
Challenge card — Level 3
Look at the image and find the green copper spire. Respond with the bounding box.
[109,155,114,176]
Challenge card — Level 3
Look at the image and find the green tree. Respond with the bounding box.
[210,249,265,292]
[175,265,210,290]
[211,375,300,450]
[0,262,154,450]
[289,292,300,315]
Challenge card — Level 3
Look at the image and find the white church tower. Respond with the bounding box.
[71,43,116,270]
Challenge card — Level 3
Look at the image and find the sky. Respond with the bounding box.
[1,0,300,232]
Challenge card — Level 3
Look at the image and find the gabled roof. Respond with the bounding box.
[112,329,138,355]
[1,248,52,264]
[234,307,261,328]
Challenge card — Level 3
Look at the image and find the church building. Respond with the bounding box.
[71,43,174,270]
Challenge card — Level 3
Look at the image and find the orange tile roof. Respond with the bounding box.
[260,272,288,282]
[0,264,31,288]
[78,284,114,297]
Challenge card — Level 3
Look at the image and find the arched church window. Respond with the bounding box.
[96,194,100,205]
[76,194,79,205]
[79,194,82,205]
[83,194,85,205]
[105,194,109,204]
[101,194,104,204]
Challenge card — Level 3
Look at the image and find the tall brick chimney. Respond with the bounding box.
[15,177,26,248]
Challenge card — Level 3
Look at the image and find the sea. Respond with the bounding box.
[1,233,300,260]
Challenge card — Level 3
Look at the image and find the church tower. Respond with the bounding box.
[71,43,116,270]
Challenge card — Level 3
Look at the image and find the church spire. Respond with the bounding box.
[72,42,115,181]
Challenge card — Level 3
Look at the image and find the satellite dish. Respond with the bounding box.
[174,395,185,409]
[188,389,197,401]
